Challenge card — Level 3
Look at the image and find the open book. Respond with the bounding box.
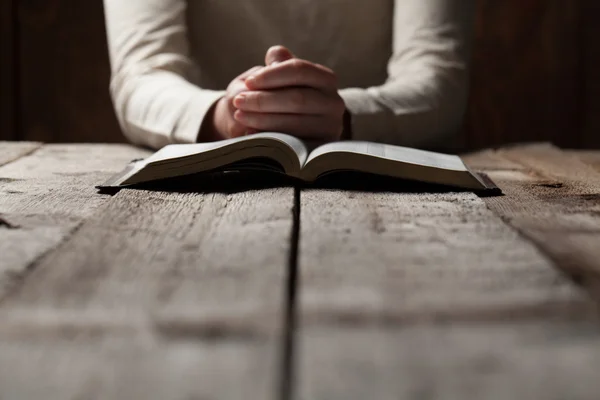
[99,133,498,191]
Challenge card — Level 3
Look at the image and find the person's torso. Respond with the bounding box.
[186,0,394,89]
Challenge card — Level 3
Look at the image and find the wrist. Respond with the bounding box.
[198,97,227,142]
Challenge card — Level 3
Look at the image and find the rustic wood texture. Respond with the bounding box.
[0,144,296,398]
[296,184,599,399]
[465,0,582,149]
[573,150,600,174]
[2,143,600,398]
[0,0,16,141]
[464,144,600,297]
[0,188,295,399]
[17,0,121,143]
[581,0,600,149]
[0,144,149,297]
[0,141,42,167]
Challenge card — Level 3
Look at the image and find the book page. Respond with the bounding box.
[305,141,467,171]
[143,133,309,166]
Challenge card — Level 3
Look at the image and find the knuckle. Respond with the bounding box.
[247,65,262,75]
[289,59,307,72]
[254,93,264,111]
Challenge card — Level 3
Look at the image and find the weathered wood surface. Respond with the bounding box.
[2,143,600,399]
[0,144,149,296]
[464,145,600,297]
[0,186,295,399]
[0,141,42,167]
[572,150,600,174]
[0,144,296,399]
[296,154,600,398]
[0,331,276,399]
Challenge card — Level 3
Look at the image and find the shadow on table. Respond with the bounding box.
[102,170,499,197]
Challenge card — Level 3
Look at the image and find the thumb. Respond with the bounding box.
[265,45,294,66]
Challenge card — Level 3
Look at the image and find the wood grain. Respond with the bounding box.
[296,184,597,398]
[0,0,16,141]
[0,141,42,167]
[17,0,122,142]
[465,0,582,149]
[0,177,295,398]
[0,144,149,297]
[464,145,600,297]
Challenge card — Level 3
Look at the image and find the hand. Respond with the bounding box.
[200,65,264,141]
[233,46,346,141]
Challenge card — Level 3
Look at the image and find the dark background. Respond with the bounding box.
[1,0,599,149]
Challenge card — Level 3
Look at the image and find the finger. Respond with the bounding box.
[237,65,264,81]
[245,59,337,93]
[265,45,295,66]
[233,88,344,116]
[233,111,342,140]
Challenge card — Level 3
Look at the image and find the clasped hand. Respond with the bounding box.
[208,46,346,142]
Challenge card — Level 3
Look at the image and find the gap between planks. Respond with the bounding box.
[279,186,301,400]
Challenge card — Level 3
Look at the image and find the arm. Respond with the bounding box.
[103,0,225,148]
[339,0,475,148]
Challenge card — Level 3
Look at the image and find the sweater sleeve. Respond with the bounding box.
[338,0,475,148]
[103,0,225,149]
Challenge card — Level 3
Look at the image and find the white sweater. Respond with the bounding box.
[104,0,474,149]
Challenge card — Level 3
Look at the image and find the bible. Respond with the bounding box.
[98,133,499,191]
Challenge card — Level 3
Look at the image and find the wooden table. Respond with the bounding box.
[1,142,600,399]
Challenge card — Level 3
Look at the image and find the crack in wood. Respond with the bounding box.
[0,215,19,229]
[278,186,300,400]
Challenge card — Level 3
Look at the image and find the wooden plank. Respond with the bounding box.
[296,184,599,398]
[0,0,16,140]
[18,0,122,142]
[0,144,149,296]
[465,0,581,149]
[0,333,276,399]
[0,180,295,399]
[0,141,42,167]
[464,145,600,296]
[571,150,600,174]
[299,320,600,400]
